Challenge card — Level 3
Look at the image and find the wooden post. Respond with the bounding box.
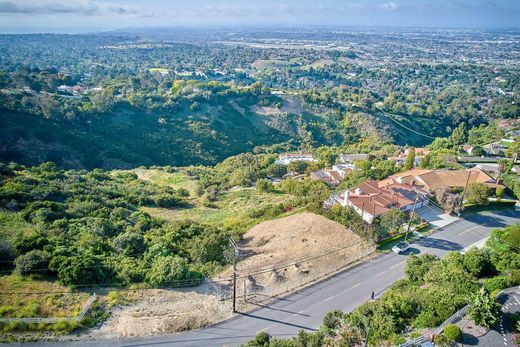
[233,256,237,313]
[229,237,240,313]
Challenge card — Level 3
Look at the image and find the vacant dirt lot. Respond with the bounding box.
[85,283,232,339]
[215,212,375,304]
[77,212,373,339]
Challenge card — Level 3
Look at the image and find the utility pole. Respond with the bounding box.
[404,195,419,242]
[229,237,240,313]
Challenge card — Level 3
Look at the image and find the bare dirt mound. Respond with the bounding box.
[215,212,374,302]
[238,212,370,270]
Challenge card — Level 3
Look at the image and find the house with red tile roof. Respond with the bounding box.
[390,167,500,192]
[328,179,430,224]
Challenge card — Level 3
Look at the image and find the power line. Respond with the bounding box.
[237,239,368,279]
[377,109,437,140]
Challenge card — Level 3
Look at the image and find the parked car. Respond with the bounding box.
[392,241,410,254]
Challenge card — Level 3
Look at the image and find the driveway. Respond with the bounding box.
[416,204,459,229]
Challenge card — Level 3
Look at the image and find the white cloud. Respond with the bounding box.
[380,2,400,11]
[0,0,139,16]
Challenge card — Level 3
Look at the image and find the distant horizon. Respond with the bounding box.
[2,24,520,35]
[1,0,519,34]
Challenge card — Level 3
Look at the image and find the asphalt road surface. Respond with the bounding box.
[9,207,519,347]
[468,289,520,347]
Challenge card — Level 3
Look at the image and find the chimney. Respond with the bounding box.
[396,176,404,184]
[343,191,350,206]
[355,188,361,195]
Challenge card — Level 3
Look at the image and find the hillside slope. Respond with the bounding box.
[0,95,349,169]
[0,94,450,169]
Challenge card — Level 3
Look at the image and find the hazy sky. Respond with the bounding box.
[0,0,519,33]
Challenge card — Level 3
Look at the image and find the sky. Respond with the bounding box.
[0,0,519,33]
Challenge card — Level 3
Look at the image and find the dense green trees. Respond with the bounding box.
[404,147,415,170]
[378,209,406,237]
[0,162,230,286]
[0,33,517,170]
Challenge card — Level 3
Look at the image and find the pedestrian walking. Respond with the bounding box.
[371,291,375,300]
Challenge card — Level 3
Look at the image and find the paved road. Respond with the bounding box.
[465,290,520,347]
[9,208,519,347]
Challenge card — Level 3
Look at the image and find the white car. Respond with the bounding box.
[392,241,410,254]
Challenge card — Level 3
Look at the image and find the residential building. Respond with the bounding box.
[310,165,352,187]
[390,147,430,166]
[327,179,430,224]
[274,153,317,165]
[339,154,369,169]
[404,148,431,156]
[483,143,504,156]
[389,168,499,191]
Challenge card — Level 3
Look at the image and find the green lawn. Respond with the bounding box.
[134,169,199,197]
[148,68,169,74]
[142,187,298,232]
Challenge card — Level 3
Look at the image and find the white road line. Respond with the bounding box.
[256,327,268,334]
[291,310,306,317]
[513,295,520,306]
[323,295,335,303]
[457,224,484,236]
[351,282,362,288]
[390,260,406,269]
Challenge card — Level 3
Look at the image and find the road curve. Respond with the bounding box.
[9,208,519,347]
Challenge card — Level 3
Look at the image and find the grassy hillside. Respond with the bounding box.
[0,93,352,169]
[0,92,446,170]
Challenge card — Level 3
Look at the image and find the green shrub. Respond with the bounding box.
[247,331,271,346]
[444,324,462,342]
[433,333,451,347]
[321,310,345,335]
[469,288,502,328]
[177,188,190,197]
[112,232,146,256]
[107,291,130,308]
[512,313,520,334]
[146,256,196,287]
[483,276,512,292]
[256,179,273,193]
[0,240,14,270]
[413,310,441,328]
[14,249,50,276]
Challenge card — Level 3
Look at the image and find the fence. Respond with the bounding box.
[399,285,520,347]
[0,293,97,324]
[205,277,232,301]
[233,242,375,310]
